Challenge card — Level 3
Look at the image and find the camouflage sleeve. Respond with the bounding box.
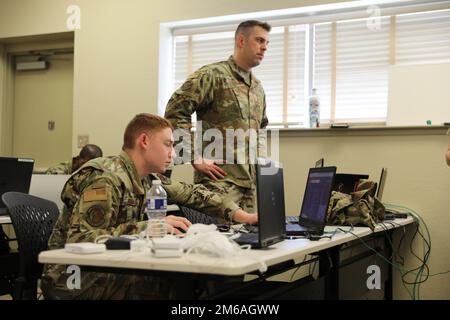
[165,67,215,130]
[261,93,269,129]
[258,93,269,158]
[65,176,147,243]
[163,181,240,222]
[45,161,71,175]
[165,68,215,162]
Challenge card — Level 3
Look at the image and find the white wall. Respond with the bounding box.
[388,62,450,126]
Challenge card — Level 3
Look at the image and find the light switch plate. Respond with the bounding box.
[77,134,89,148]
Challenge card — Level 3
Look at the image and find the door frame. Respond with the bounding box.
[0,32,74,157]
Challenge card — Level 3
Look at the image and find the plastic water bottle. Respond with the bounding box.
[145,180,167,238]
[309,88,320,128]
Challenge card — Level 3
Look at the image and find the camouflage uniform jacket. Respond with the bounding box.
[327,181,385,230]
[42,151,240,299]
[165,55,269,189]
[45,157,79,175]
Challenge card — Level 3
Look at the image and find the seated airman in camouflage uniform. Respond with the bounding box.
[45,144,103,175]
[41,113,257,300]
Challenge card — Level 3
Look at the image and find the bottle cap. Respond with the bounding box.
[152,180,162,185]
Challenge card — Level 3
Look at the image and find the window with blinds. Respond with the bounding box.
[170,6,450,127]
[315,18,391,123]
[172,26,307,127]
[396,9,450,64]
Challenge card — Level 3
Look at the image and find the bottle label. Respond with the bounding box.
[150,199,167,210]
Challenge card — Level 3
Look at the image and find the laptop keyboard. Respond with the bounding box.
[244,225,259,233]
[285,216,299,224]
[235,232,258,244]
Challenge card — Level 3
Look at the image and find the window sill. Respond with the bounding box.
[274,125,450,137]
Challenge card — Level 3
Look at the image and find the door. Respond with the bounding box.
[12,54,73,171]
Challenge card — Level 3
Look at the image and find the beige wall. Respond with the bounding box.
[0,0,341,156]
[1,0,449,299]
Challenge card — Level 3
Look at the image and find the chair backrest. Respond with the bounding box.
[179,206,218,225]
[1,192,60,283]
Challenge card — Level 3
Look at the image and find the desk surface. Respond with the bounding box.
[0,216,11,224]
[39,218,414,276]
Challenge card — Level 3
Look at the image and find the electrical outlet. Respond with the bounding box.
[77,134,89,148]
[48,120,55,131]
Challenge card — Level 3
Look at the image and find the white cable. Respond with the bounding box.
[183,224,268,273]
[94,234,112,244]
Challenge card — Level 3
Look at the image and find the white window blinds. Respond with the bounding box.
[172,25,307,127]
[335,17,390,122]
[396,9,450,64]
[314,18,390,123]
[314,23,333,123]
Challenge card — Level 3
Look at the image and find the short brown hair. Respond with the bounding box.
[235,20,271,39]
[122,113,173,150]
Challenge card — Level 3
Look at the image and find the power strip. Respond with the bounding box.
[151,236,183,250]
[65,243,106,254]
[152,248,184,258]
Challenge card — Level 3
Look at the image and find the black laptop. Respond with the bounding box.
[0,157,35,215]
[286,166,336,236]
[235,158,286,249]
[376,168,387,201]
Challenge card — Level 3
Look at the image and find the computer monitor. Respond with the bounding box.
[0,157,35,214]
[29,174,70,209]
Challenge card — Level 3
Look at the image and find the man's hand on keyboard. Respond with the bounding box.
[232,209,258,225]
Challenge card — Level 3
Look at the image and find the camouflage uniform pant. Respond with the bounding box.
[41,265,177,300]
[202,180,256,214]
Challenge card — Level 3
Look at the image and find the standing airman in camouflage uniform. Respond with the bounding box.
[165,20,271,213]
[45,144,103,175]
[41,114,256,300]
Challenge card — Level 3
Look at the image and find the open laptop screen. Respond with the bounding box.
[376,168,388,201]
[300,168,335,223]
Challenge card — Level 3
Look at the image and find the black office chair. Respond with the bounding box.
[1,192,60,300]
[177,205,219,225]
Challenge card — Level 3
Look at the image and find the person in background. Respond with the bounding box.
[45,144,103,174]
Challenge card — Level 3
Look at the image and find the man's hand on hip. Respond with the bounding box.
[192,157,227,180]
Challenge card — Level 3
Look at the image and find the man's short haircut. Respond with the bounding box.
[123,113,173,150]
[79,144,103,160]
[235,20,271,39]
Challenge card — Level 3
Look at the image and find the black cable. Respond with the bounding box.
[289,255,309,282]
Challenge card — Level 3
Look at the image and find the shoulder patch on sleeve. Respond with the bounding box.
[86,205,107,227]
[83,188,107,202]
